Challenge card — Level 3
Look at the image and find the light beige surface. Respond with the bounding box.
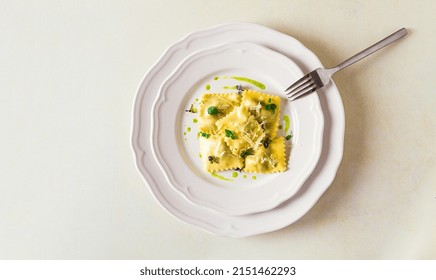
[0,0,435,259]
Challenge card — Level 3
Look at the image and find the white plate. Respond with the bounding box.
[131,23,345,237]
[151,42,324,215]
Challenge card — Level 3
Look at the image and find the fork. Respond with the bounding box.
[285,28,408,101]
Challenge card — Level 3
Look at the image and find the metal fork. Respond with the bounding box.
[285,28,408,101]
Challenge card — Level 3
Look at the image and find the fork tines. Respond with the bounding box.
[285,74,317,101]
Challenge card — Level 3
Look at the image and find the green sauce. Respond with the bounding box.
[232,172,239,178]
[243,175,247,179]
[187,127,191,132]
[252,175,257,180]
[283,115,290,134]
[210,172,232,181]
[212,76,266,90]
[205,84,211,90]
[231,76,266,90]
[193,118,198,123]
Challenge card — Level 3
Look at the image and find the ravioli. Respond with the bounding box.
[216,106,265,156]
[198,93,241,133]
[241,90,281,138]
[197,90,287,174]
[244,137,286,173]
[199,135,244,172]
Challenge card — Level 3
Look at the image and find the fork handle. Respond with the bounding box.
[329,28,408,75]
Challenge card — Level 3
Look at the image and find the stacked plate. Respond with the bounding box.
[131,23,345,237]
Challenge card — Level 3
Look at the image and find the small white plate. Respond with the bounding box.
[151,42,324,216]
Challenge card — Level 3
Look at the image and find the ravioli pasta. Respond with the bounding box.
[198,90,286,174]
[199,135,244,172]
[198,93,241,133]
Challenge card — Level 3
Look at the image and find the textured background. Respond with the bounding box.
[0,0,435,259]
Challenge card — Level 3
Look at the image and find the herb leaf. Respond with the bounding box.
[200,132,210,139]
[265,103,277,113]
[262,137,271,148]
[236,84,243,94]
[208,155,219,164]
[225,129,236,140]
[240,148,254,158]
[285,133,293,140]
[207,106,218,115]
[185,104,197,113]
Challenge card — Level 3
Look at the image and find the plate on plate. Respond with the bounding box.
[131,23,345,237]
[151,42,324,215]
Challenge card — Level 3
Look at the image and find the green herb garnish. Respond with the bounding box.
[240,149,254,158]
[265,103,277,113]
[285,133,293,140]
[264,98,277,113]
[185,104,197,113]
[208,155,219,164]
[207,106,218,115]
[225,129,236,140]
[236,84,243,94]
[262,137,271,148]
[200,132,210,139]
